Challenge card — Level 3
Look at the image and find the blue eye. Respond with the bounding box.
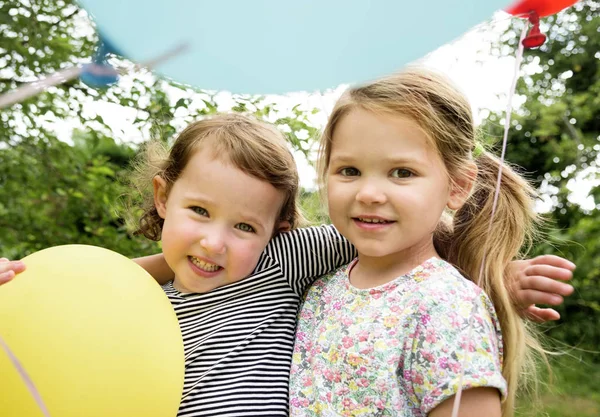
[340,167,360,177]
[190,206,208,216]
[391,168,413,178]
[236,223,255,233]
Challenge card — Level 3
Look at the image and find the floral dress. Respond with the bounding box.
[289,257,506,416]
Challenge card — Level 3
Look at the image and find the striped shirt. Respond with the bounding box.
[162,225,355,416]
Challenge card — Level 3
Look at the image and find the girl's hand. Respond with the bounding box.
[510,255,575,322]
[0,258,26,285]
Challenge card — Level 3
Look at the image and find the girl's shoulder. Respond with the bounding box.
[266,224,341,247]
[410,258,490,309]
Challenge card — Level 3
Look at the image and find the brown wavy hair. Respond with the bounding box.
[129,113,303,241]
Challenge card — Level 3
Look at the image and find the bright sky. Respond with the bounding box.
[46,11,597,211]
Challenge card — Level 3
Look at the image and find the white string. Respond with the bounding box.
[0,66,82,109]
[0,334,52,417]
[0,43,189,110]
[449,23,528,417]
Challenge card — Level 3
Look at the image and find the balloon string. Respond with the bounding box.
[0,43,189,110]
[449,22,528,417]
[0,334,52,417]
[0,66,83,109]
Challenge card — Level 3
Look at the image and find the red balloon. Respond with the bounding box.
[506,0,579,17]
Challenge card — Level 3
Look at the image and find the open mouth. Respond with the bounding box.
[189,256,222,272]
[354,217,394,224]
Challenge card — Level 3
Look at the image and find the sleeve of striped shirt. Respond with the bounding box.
[262,224,356,296]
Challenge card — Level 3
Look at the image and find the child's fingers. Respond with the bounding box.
[518,288,564,306]
[0,270,16,285]
[0,261,26,276]
[529,255,576,271]
[524,305,560,323]
[525,264,574,283]
[520,274,574,296]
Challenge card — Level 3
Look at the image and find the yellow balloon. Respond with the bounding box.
[0,245,184,417]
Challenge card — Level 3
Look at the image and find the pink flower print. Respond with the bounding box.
[439,357,448,369]
[357,330,370,342]
[376,379,387,391]
[342,398,353,408]
[357,378,369,388]
[291,397,309,407]
[390,304,402,313]
[369,289,383,299]
[360,345,373,355]
[422,396,434,409]
[375,399,385,409]
[342,316,354,326]
[333,301,342,310]
[336,386,350,396]
[324,369,336,382]
[302,375,312,387]
[460,339,476,352]
[342,336,354,349]
[422,350,435,362]
[296,331,306,342]
[414,372,424,385]
[449,360,461,373]
[425,329,437,344]
[420,314,431,325]
[357,365,367,376]
[334,371,342,383]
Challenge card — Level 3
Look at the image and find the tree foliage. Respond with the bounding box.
[0,0,319,258]
[482,1,600,353]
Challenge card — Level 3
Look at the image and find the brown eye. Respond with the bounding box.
[340,167,360,176]
[391,168,412,178]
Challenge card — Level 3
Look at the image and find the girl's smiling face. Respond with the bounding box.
[326,109,467,277]
[154,143,287,293]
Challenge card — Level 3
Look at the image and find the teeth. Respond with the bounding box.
[358,218,390,224]
[190,257,220,272]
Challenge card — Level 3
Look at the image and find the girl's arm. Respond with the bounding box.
[429,387,501,417]
[133,254,174,285]
[264,225,356,295]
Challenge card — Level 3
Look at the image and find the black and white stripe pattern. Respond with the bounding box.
[163,225,355,416]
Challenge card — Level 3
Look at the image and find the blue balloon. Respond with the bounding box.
[79,0,509,94]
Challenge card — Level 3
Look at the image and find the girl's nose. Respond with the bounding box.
[355,181,387,205]
[200,236,226,255]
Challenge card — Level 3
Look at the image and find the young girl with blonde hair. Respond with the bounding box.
[289,68,551,416]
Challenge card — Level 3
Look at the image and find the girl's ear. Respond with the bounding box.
[276,221,292,234]
[448,162,477,211]
[153,176,169,219]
